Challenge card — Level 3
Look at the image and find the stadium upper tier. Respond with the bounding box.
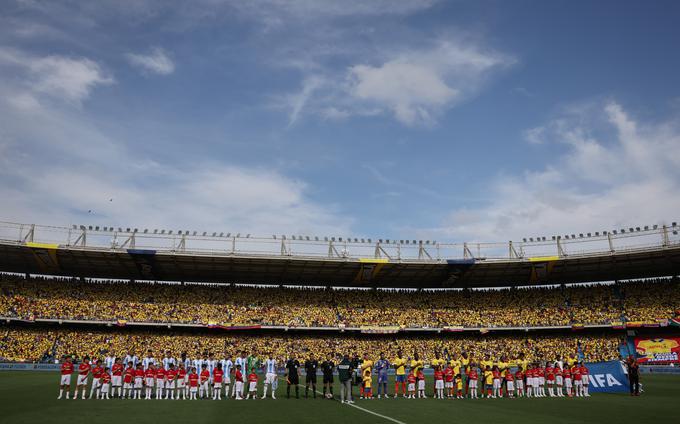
[1,221,679,287]
[1,276,678,329]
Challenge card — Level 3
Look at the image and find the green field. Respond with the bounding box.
[0,372,677,424]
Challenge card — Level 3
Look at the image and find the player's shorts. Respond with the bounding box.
[157,380,165,389]
[445,381,453,388]
[417,380,425,390]
[288,375,299,385]
[166,381,176,389]
[516,380,524,390]
[581,375,589,385]
[323,374,333,384]
[224,376,231,384]
[77,375,88,386]
[177,379,185,388]
[249,382,257,392]
[407,383,415,392]
[146,378,155,387]
[396,374,406,383]
[60,374,71,385]
[266,373,277,385]
[507,381,515,391]
[468,380,478,389]
[565,378,572,388]
[101,383,110,393]
[190,386,198,393]
[306,374,317,384]
[112,376,122,386]
[214,382,222,389]
[547,378,554,385]
[124,382,132,389]
[134,378,143,389]
[235,381,244,394]
[493,379,501,389]
[92,378,101,389]
[378,374,388,384]
[574,378,582,385]
[435,380,444,390]
[539,377,545,385]
[556,376,563,385]
[200,382,209,391]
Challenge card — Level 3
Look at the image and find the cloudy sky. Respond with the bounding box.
[1,0,679,243]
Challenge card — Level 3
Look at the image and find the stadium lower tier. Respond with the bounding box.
[1,275,679,329]
[1,325,623,364]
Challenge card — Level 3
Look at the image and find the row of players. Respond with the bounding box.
[55,350,591,402]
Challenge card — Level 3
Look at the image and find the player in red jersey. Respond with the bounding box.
[416,369,426,399]
[571,364,582,397]
[156,364,167,400]
[177,364,187,400]
[122,362,135,399]
[406,370,416,399]
[188,367,199,400]
[234,365,244,400]
[58,355,74,399]
[554,363,564,397]
[563,365,572,397]
[199,364,210,399]
[144,364,156,400]
[580,362,590,397]
[526,366,535,397]
[433,366,445,399]
[467,365,479,399]
[111,358,124,398]
[491,366,501,398]
[537,364,546,397]
[545,364,555,397]
[74,356,91,400]
[100,368,112,399]
[246,367,259,400]
[166,364,177,400]
[213,364,224,400]
[89,360,105,399]
[444,364,454,398]
[514,368,524,397]
[134,364,145,399]
[504,369,515,398]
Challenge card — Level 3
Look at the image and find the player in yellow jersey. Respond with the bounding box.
[362,367,373,399]
[483,365,494,398]
[410,352,423,378]
[460,352,471,397]
[360,353,373,399]
[431,351,446,393]
[480,354,494,373]
[393,350,407,398]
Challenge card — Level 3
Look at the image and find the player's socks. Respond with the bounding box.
[58,389,63,399]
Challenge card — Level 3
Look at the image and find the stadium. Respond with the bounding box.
[1,220,679,424]
[3,1,680,424]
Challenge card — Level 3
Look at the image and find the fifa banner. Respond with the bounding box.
[127,249,157,279]
[360,326,400,334]
[585,360,629,393]
[0,363,61,372]
[26,242,61,274]
[634,337,680,363]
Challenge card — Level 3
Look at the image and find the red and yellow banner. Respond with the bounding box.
[634,337,680,363]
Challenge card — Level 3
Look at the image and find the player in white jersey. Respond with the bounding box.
[221,356,233,397]
[104,354,116,371]
[142,350,155,370]
[263,355,278,399]
[206,354,217,397]
[124,351,138,369]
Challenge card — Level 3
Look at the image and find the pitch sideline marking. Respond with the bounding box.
[297,384,407,424]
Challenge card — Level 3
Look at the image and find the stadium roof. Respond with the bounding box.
[0,221,679,288]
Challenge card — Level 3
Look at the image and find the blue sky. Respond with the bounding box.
[1,0,680,243]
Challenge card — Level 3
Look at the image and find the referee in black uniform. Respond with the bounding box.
[304,355,319,398]
[321,355,335,399]
[286,356,300,398]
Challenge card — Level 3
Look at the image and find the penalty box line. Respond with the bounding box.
[296,384,407,424]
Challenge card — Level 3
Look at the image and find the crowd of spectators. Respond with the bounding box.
[0,326,622,364]
[1,275,677,328]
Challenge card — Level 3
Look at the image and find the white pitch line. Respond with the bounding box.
[298,384,407,424]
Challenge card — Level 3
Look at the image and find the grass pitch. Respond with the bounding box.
[0,372,678,424]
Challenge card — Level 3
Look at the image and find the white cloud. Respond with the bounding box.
[125,47,175,75]
[283,39,514,127]
[0,48,113,104]
[422,101,680,241]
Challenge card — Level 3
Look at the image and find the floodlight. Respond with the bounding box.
[88,226,93,230]
[168,230,173,235]
[178,231,182,235]
[331,237,335,241]
[144,229,148,234]
[161,230,165,234]
[551,236,556,240]
[653,225,658,229]
[202,232,206,236]
[579,234,583,238]
[236,233,240,238]
[212,232,216,237]
[612,230,617,234]
[644,226,649,231]
[368,239,372,243]
[306,236,310,241]
[72,225,77,229]
[126,228,130,232]
[629,228,634,232]
[361,238,365,243]
[315,236,319,241]
[529,238,534,242]
[324,237,328,241]
[273,235,277,239]
[226,233,231,237]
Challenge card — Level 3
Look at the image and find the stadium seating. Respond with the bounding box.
[0,275,678,328]
[0,326,623,364]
